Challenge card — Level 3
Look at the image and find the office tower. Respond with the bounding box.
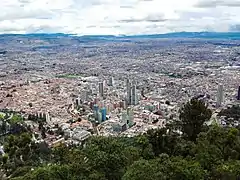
[97,111,102,123]
[46,112,50,123]
[99,82,104,97]
[131,85,138,105]
[216,84,223,108]
[126,107,134,127]
[101,107,107,121]
[126,79,132,105]
[81,90,89,102]
[75,97,81,107]
[121,111,128,124]
[238,86,240,100]
[108,77,114,86]
[93,104,99,121]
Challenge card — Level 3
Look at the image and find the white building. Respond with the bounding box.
[216,84,223,107]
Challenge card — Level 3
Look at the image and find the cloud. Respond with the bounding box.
[120,13,167,23]
[195,0,240,8]
[229,24,240,31]
[0,0,239,35]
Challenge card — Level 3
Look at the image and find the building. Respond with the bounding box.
[126,79,132,105]
[93,104,99,121]
[99,82,104,97]
[216,84,223,107]
[108,77,114,86]
[81,90,89,102]
[97,111,102,123]
[126,79,138,106]
[46,112,51,123]
[238,86,240,100]
[75,97,81,107]
[131,85,138,105]
[101,107,107,121]
[72,130,91,142]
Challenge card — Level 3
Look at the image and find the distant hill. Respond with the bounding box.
[0,32,239,40]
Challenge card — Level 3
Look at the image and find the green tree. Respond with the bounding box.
[123,155,205,180]
[146,128,178,156]
[211,160,240,180]
[179,98,212,141]
[122,158,165,180]
[194,126,240,171]
[84,136,140,180]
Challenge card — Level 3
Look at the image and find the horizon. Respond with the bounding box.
[0,31,240,37]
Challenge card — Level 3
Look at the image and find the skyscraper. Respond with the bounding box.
[131,85,138,105]
[93,104,99,121]
[108,77,114,86]
[81,90,89,102]
[126,79,132,105]
[99,82,104,97]
[75,97,81,107]
[216,84,223,108]
[126,79,139,106]
[101,107,107,121]
[237,86,240,100]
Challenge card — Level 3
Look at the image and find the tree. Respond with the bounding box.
[179,98,212,141]
[135,135,154,159]
[123,155,205,180]
[211,160,240,180]
[194,126,240,172]
[84,136,140,180]
[122,158,165,180]
[146,128,178,156]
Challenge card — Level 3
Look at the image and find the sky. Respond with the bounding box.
[0,0,240,35]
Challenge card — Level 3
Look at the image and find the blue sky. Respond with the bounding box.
[0,0,240,35]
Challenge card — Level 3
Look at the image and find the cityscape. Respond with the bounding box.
[0,32,240,179]
[0,33,239,146]
[1,0,240,178]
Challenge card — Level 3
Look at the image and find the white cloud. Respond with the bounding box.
[0,0,239,35]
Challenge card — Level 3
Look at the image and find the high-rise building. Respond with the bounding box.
[101,107,107,121]
[216,84,223,107]
[81,90,89,102]
[93,104,99,121]
[99,82,104,97]
[108,77,114,86]
[126,79,132,105]
[131,85,138,105]
[97,111,102,123]
[126,79,138,106]
[75,97,81,107]
[46,112,50,123]
[237,86,240,100]
[121,111,128,124]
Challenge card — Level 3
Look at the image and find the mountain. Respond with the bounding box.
[0,32,240,40]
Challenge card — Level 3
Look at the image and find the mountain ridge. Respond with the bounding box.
[0,32,240,41]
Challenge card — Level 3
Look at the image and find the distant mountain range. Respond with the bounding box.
[0,32,240,40]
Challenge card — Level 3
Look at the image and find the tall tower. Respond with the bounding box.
[216,84,223,108]
[99,82,104,97]
[131,85,138,105]
[237,86,240,100]
[101,107,107,121]
[75,97,81,107]
[108,77,114,86]
[126,79,132,105]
